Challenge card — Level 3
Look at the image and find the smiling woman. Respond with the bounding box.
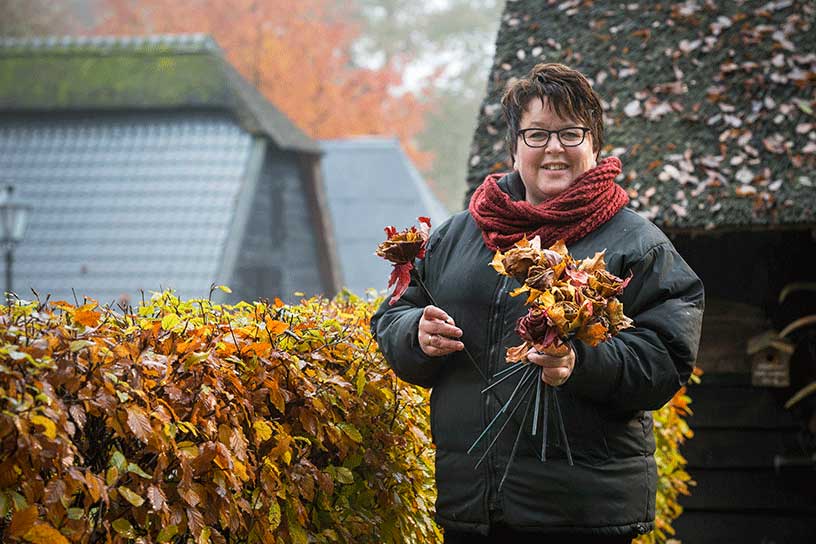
[515,99,598,203]
[371,63,704,543]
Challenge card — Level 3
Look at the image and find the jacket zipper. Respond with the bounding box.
[484,275,510,519]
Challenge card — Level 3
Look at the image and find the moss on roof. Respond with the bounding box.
[0,34,319,153]
[466,0,816,230]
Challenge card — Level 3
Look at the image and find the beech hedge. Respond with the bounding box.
[0,290,694,543]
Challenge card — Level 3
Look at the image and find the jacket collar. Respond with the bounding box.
[496,170,526,202]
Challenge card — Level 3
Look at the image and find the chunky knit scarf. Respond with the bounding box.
[468,156,629,251]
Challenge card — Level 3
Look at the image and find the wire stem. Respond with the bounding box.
[411,269,487,382]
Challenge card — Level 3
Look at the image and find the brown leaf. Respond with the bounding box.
[69,404,86,430]
[126,406,152,443]
[8,505,38,537]
[44,478,66,505]
[187,507,206,539]
[147,484,166,511]
[505,342,531,363]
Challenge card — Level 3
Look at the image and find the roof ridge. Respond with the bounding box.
[0,34,222,56]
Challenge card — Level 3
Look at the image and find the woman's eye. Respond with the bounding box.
[527,130,549,141]
[560,130,582,141]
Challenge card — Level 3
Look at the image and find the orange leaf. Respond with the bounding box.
[265,319,289,336]
[245,341,272,357]
[74,309,101,328]
[24,522,69,544]
[85,472,105,503]
[8,505,38,537]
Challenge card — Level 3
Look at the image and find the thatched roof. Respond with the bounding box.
[467,0,816,231]
[0,34,319,154]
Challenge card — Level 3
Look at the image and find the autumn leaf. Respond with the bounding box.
[489,250,506,275]
[147,485,166,511]
[23,522,69,544]
[126,407,153,443]
[69,339,95,352]
[74,309,101,328]
[161,313,181,330]
[268,317,290,336]
[29,414,57,440]
[338,423,363,443]
[85,472,105,502]
[111,518,136,538]
[334,466,354,484]
[157,525,178,543]
[118,485,145,507]
[268,500,282,531]
[253,420,274,443]
[8,505,38,537]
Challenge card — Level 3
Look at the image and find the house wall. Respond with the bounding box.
[667,229,816,543]
[230,146,325,302]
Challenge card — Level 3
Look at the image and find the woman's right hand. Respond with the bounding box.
[418,305,464,357]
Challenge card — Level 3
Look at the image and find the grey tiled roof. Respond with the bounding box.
[0,111,254,304]
[0,34,320,154]
[320,137,450,296]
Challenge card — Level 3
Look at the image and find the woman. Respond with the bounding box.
[371,63,704,543]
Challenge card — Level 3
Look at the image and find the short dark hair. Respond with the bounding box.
[501,63,604,160]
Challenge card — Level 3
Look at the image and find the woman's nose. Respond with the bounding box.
[543,135,565,152]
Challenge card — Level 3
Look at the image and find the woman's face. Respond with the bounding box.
[515,97,597,205]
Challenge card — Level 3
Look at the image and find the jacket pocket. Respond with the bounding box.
[548,388,610,465]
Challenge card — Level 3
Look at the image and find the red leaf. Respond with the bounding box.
[387,264,413,306]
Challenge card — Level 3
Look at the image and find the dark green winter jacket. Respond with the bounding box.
[371,171,704,537]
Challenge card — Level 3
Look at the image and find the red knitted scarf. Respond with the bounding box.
[469,156,629,251]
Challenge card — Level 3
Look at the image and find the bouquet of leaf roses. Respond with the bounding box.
[468,236,634,486]
[491,236,633,360]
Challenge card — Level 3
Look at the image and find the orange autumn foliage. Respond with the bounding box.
[0,291,440,543]
[92,0,433,169]
[0,289,694,543]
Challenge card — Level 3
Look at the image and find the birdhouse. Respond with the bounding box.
[747,330,794,388]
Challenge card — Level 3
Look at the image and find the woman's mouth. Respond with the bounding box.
[541,163,569,171]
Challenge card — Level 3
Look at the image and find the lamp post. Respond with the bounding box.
[0,185,32,304]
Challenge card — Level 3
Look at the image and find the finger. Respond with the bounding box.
[527,348,573,367]
[526,350,563,367]
[422,305,456,326]
[427,333,464,352]
[423,321,463,339]
[541,366,571,386]
[420,332,464,356]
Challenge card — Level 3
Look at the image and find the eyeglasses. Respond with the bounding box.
[517,126,590,148]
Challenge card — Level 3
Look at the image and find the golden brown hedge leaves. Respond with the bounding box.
[0,290,693,543]
[0,291,440,543]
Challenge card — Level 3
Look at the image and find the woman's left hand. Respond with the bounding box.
[526,346,575,387]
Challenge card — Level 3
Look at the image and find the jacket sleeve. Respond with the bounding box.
[564,241,704,412]
[370,227,450,389]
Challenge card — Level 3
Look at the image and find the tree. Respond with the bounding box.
[354,0,506,210]
[0,0,85,36]
[92,0,433,168]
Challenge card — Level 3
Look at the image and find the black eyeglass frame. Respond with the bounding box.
[516,126,591,148]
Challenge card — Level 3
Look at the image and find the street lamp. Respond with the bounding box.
[0,185,32,303]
